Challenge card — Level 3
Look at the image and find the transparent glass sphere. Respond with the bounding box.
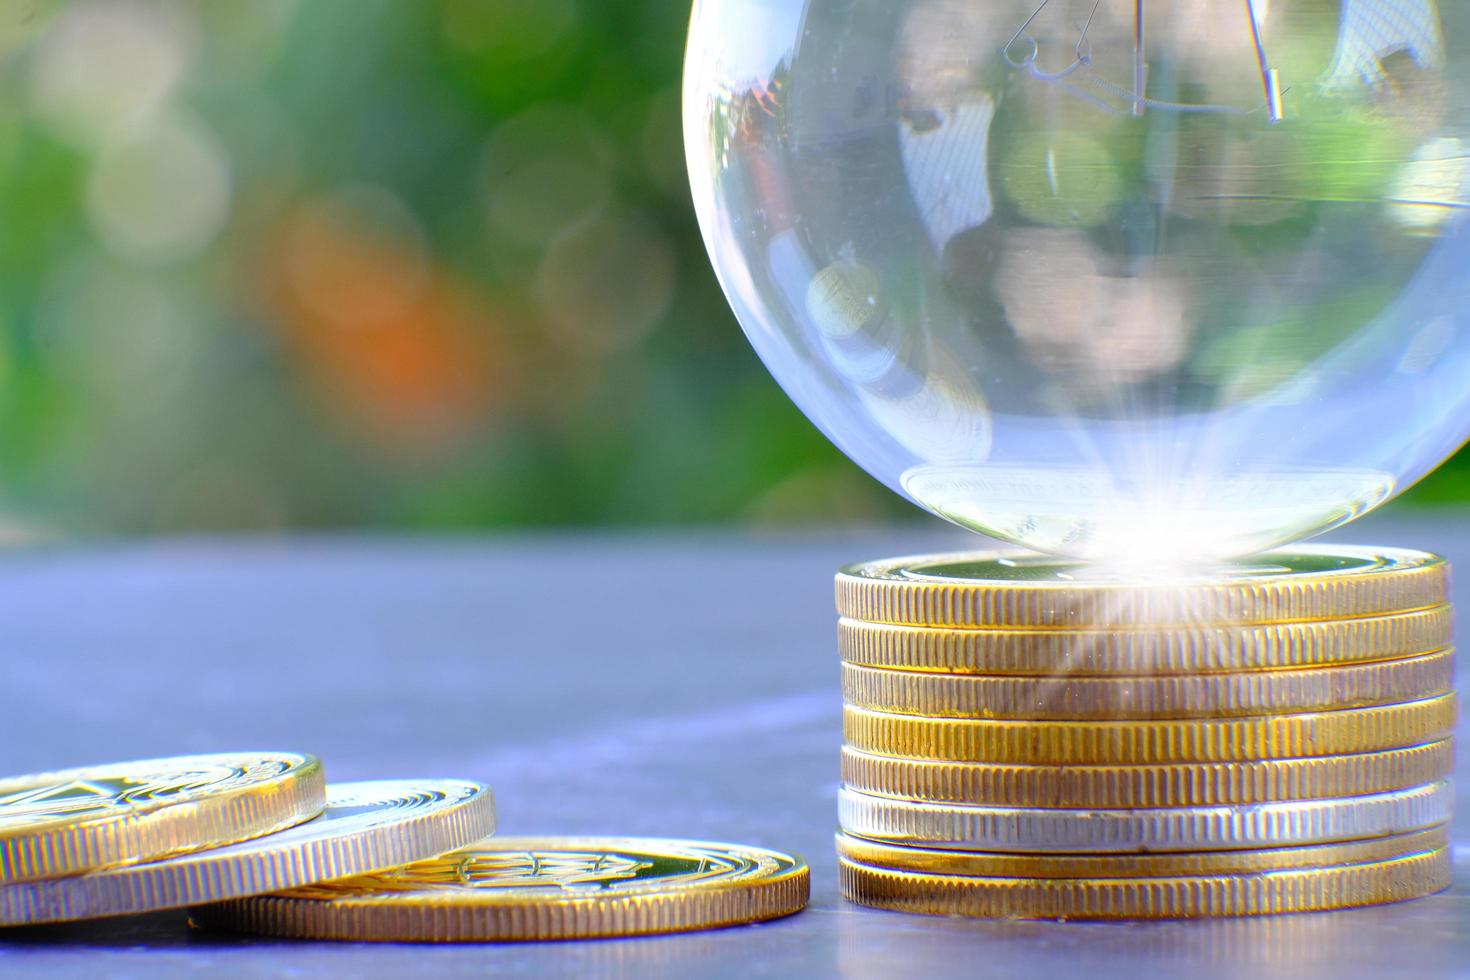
[685,0,1470,563]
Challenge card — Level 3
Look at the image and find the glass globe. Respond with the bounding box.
[685,0,1470,564]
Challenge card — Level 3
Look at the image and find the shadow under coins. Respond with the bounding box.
[836,876,1469,980]
[0,910,200,948]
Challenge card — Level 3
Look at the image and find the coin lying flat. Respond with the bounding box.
[840,652,1455,719]
[0,779,494,926]
[835,547,1448,628]
[837,782,1452,852]
[839,740,1456,808]
[835,826,1450,878]
[193,837,810,942]
[0,752,325,885]
[842,695,1458,765]
[837,606,1454,675]
[838,848,1451,919]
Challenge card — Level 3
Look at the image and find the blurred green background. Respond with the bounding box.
[0,0,1461,536]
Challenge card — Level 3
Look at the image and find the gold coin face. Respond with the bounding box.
[323,839,792,896]
[195,837,810,942]
[1,779,495,926]
[0,753,325,884]
[0,754,308,828]
[836,545,1447,627]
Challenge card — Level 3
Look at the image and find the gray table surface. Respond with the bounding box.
[0,513,1466,979]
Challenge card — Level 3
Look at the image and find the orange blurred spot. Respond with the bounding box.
[260,199,502,458]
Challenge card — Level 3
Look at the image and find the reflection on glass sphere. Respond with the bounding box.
[685,0,1470,563]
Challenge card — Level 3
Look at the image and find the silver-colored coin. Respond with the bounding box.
[837,782,1452,853]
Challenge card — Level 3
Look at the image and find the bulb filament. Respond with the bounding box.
[1003,0,1276,119]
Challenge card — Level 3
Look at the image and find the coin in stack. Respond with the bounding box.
[842,695,1457,765]
[836,827,1450,879]
[839,740,1456,808]
[193,837,810,942]
[837,847,1451,919]
[838,605,1454,674]
[840,651,1454,719]
[834,547,1448,628]
[837,782,1453,852]
[0,779,495,926]
[0,752,326,885]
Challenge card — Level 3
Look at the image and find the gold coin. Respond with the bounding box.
[0,752,325,885]
[837,848,1451,919]
[835,827,1449,878]
[839,740,1456,808]
[192,837,810,942]
[835,547,1447,628]
[840,652,1455,719]
[837,783,1452,852]
[843,694,1457,764]
[838,606,1453,675]
[0,779,495,926]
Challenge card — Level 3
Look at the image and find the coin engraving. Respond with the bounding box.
[299,840,785,898]
[0,760,287,826]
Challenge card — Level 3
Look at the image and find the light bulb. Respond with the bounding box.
[684,0,1470,563]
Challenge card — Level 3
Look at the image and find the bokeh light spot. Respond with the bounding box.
[86,113,232,265]
[282,184,430,329]
[482,105,612,247]
[534,208,675,357]
[267,189,501,457]
[27,0,196,146]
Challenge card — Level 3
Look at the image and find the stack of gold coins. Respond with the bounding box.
[833,546,1458,920]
